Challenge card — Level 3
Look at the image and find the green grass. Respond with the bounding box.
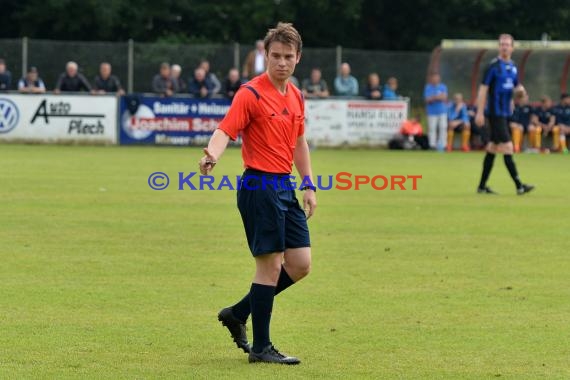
[1,144,569,379]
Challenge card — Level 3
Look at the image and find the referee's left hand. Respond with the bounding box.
[303,190,317,219]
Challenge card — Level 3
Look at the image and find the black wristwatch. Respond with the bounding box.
[300,185,317,192]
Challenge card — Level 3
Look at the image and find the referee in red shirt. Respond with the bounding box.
[199,23,316,365]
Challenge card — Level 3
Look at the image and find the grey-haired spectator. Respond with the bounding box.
[198,60,221,95]
[188,67,214,98]
[93,62,124,95]
[152,62,174,97]
[302,68,329,98]
[54,61,92,93]
[334,62,358,97]
[171,64,187,93]
[0,59,13,91]
[18,67,46,93]
[223,68,244,100]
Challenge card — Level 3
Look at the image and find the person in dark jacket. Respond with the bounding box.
[188,67,214,98]
[93,62,124,95]
[54,61,92,93]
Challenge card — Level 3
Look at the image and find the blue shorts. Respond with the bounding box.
[237,169,311,256]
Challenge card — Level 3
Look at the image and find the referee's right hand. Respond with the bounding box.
[199,148,217,175]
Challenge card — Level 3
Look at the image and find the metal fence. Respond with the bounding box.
[0,38,431,107]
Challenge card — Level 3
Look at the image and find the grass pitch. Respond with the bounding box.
[1,144,569,379]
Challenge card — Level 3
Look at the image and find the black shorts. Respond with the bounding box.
[237,169,310,256]
[487,116,511,144]
[450,122,468,131]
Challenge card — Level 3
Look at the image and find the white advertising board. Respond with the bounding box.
[0,94,117,144]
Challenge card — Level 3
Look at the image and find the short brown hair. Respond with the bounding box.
[264,22,302,54]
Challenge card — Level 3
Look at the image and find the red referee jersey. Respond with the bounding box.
[218,73,305,174]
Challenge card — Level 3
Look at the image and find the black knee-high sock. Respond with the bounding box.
[231,266,294,323]
[250,283,276,353]
[478,152,496,189]
[503,154,522,188]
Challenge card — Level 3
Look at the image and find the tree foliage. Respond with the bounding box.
[2,0,570,50]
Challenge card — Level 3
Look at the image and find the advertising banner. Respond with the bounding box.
[119,96,234,146]
[305,99,408,146]
[0,94,117,144]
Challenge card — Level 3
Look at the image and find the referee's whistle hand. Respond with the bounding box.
[199,147,217,175]
[303,191,317,219]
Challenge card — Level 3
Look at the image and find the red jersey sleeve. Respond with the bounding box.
[217,87,257,141]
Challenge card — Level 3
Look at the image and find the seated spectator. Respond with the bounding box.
[382,77,400,100]
[242,40,265,79]
[467,104,488,149]
[334,63,358,97]
[0,58,11,91]
[554,93,570,154]
[152,62,175,97]
[363,73,382,100]
[446,92,471,152]
[188,67,214,98]
[93,62,124,95]
[18,66,46,93]
[530,95,556,151]
[389,115,429,150]
[171,64,187,93]
[54,61,92,93]
[509,90,532,153]
[223,68,243,100]
[302,67,329,98]
[198,60,221,95]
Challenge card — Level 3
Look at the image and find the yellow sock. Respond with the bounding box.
[461,129,471,148]
[561,134,567,150]
[535,127,542,148]
[447,130,454,149]
[553,126,560,151]
[511,128,521,150]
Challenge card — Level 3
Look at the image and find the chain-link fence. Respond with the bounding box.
[0,38,432,107]
[3,38,570,109]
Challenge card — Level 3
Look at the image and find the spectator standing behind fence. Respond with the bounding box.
[171,64,187,93]
[363,73,382,100]
[446,93,471,152]
[223,68,243,100]
[199,60,221,95]
[0,59,11,91]
[93,62,124,95]
[382,77,400,100]
[242,40,266,79]
[424,72,448,150]
[189,67,214,98]
[54,61,92,93]
[302,68,329,98]
[152,62,175,97]
[334,63,358,97]
[18,67,45,93]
